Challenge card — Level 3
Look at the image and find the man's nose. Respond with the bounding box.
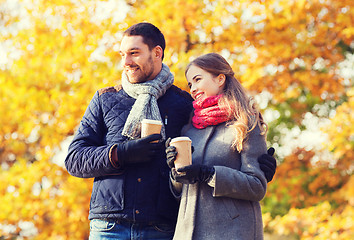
[122,55,132,66]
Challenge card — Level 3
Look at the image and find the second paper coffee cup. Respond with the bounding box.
[170,136,192,170]
[141,119,162,142]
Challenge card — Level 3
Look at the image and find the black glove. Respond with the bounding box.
[258,147,277,182]
[116,134,162,167]
[173,164,215,184]
[165,137,194,169]
[165,138,177,168]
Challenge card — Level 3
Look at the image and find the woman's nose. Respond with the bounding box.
[190,85,196,94]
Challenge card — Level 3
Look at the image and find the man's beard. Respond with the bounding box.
[126,56,155,83]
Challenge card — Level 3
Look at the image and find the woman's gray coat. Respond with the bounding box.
[171,123,268,240]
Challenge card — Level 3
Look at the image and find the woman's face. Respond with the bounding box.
[186,65,225,100]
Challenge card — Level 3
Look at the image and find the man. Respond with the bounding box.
[65,22,276,240]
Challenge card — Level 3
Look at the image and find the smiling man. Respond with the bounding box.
[65,22,194,240]
[64,22,277,240]
[119,35,161,83]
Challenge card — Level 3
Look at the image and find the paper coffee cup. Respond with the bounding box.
[170,136,192,171]
[141,119,162,140]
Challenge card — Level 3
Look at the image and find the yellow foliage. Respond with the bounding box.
[323,87,354,171]
[265,202,354,239]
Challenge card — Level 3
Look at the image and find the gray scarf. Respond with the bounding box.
[121,63,174,139]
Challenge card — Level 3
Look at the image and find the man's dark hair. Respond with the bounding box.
[123,22,166,60]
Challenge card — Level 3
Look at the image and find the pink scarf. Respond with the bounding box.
[192,95,232,129]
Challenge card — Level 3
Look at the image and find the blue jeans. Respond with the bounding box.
[89,219,175,240]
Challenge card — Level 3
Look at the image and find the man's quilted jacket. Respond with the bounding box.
[65,85,193,223]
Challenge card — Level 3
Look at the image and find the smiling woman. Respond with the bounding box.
[165,53,272,240]
[186,65,225,100]
[185,53,268,152]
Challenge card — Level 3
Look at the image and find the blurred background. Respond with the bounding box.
[0,0,353,239]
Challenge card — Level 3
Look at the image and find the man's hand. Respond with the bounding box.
[173,164,215,184]
[258,147,277,182]
[116,134,162,167]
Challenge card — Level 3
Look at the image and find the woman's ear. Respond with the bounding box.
[217,74,226,87]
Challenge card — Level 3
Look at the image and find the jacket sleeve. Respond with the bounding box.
[65,91,121,178]
[212,125,268,201]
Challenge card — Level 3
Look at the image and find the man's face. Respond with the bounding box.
[119,35,159,83]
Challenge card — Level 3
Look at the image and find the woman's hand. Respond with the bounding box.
[173,164,215,184]
[165,137,177,168]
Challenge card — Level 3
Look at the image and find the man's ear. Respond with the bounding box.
[153,46,163,59]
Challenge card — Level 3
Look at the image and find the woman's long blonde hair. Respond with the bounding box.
[185,53,267,152]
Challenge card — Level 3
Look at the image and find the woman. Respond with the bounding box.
[166,53,269,240]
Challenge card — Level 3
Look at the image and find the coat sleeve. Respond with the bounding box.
[212,125,268,201]
[64,91,121,178]
[169,176,183,199]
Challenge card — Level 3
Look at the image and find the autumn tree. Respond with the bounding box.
[0,0,353,239]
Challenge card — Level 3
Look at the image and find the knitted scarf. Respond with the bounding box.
[122,63,174,139]
[192,95,232,129]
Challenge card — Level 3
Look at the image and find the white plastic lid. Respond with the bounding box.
[141,119,163,125]
[170,136,192,143]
